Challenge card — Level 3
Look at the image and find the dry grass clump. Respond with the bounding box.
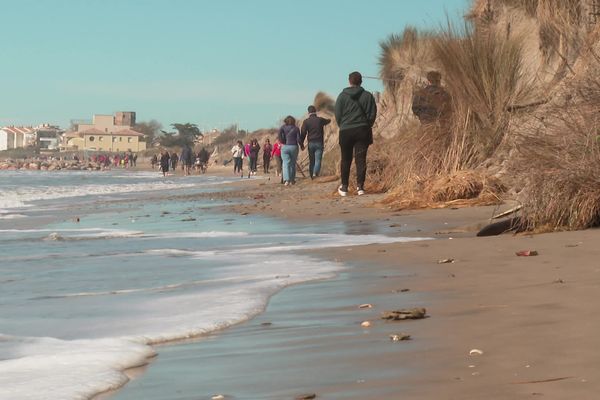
[381,170,504,210]
[431,21,530,166]
[515,74,600,231]
[378,27,436,94]
[371,19,527,209]
[314,92,335,114]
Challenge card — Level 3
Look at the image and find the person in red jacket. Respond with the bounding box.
[271,138,283,179]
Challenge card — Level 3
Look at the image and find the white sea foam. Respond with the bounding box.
[0,335,155,400]
[0,215,431,400]
[0,213,27,219]
[0,180,198,210]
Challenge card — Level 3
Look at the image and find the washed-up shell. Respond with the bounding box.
[359,303,373,309]
[469,349,484,356]
[360,321,371,328]
[390,333,411,341]
[437,258,455,264]
[516,250,538,257]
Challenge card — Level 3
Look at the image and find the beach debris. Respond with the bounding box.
[44,232,64,241]
[360,321,372,328]
[492,205,523,220]
[381,308,426,321]
[512,376,574,385]
[358,303,373,309]
[392,288,411,293]
[295,394,316,400]
[553,278,565,284]
[469,349,484,356]
[437,258,455,264]
[240,212,249,216]
[180,217,196,222]
[516,250,539,257]
[390,333,411,341]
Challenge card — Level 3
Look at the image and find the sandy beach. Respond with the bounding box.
[104,173,600,399]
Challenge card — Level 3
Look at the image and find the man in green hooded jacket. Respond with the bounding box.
[334,71,377,197]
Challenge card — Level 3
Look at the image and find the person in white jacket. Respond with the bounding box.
[231,140,244,176]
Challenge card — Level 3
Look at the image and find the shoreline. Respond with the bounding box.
[107,172,599,399]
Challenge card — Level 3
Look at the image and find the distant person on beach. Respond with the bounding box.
[262,138,272,174]
[198,147,210,173]
[249,138,260,176]
[160,150,170,177]
[150,154,158,169]
[271,138,282,179]
[412,71,451,125]
[279,116,304,186]
[180,144,194,176]
[231,140,244,176]
[170,151,179,171]
[301,105,331,179]
[335,71,377,197]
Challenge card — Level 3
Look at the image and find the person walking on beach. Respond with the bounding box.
[160,150,170,177]
[271,138,283,179]
[262,138,272,174]
[231,140,244,176]
[248,138,261,175]
[170,151,179,171]
[180,144,194,176]
[198,147,210,173]
[301,105,331,179]
[279,116,304,186]
[150,154,158,169]
[334,71,377,197]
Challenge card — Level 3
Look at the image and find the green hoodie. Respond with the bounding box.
[334,86,377,132]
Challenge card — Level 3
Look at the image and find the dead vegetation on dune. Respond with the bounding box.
[360,0,600,229]
[514,71,600,231]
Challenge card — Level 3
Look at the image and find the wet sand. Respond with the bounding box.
[103,173,599,399]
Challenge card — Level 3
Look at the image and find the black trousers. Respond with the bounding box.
[339,126,371,188]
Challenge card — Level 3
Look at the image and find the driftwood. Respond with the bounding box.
[381,307,427,321]
[492,205,523,220]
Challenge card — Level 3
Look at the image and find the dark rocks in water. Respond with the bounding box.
[477,217,524,237]
[381,307,427,321]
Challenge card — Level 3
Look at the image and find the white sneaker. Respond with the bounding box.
[338,185,348,197]
[284,181,290,186]
[357,187,365,196]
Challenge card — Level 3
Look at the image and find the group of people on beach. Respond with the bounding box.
[151,71,381,195]
[153,146,211,176]
[230,71,377,194]
[90,152,137,169]
[230,137,279,178]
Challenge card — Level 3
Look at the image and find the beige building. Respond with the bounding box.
[62,112,146,152]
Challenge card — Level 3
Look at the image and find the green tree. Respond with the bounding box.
[172,123,203,144]
[158,123,203,147]
[133,120,163,143]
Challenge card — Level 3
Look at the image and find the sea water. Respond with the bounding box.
[0,170,426,400]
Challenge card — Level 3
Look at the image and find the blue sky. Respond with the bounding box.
[1,0,469,131]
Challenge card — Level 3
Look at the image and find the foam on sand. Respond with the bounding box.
[0,335,156,400]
